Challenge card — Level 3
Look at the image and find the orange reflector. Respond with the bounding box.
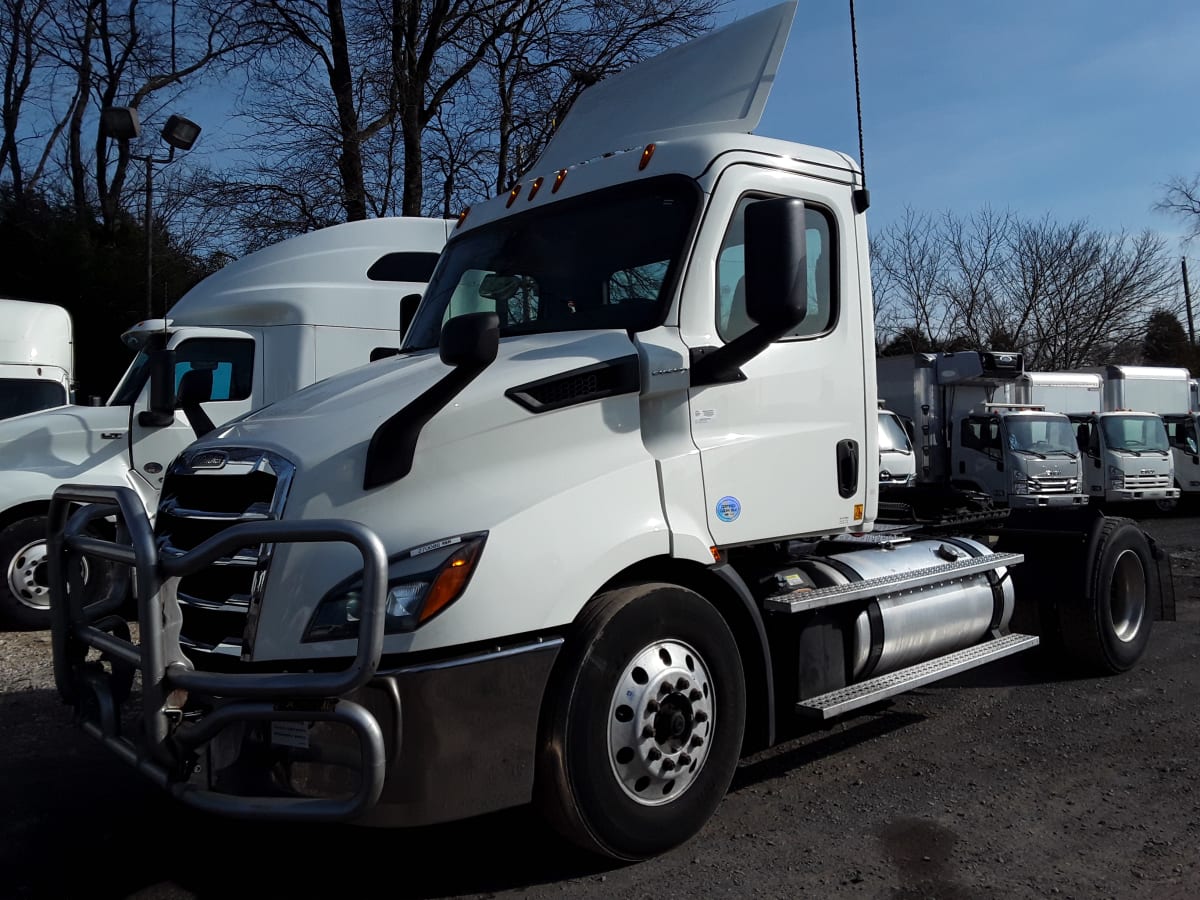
[638,143,656,170]
[528,177,544,200]
[552,169,567,193]
[456,207,470,228]
[853,503,864,521]
[506,184,522,207]
[421,540,483,624]
[710,546,721,562]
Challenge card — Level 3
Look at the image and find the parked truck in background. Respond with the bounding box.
[0,216,452,628]
[0,299,73,421]
[48,3,1170,862]
[877,351,1087,513]
[877,403,916,488]
[1010,370,1179,510]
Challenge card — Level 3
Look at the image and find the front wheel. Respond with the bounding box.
[537,583,746,860]
[0,515,114,630]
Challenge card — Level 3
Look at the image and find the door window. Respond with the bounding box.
[715,195,835,342]
[173,339,254,402]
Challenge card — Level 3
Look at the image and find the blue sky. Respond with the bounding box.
[724,0,1200,253]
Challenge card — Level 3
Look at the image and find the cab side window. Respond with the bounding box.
[716,195,836,342]
[173,339,254,402]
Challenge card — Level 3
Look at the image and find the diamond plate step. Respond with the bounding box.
[763,552,1024,614]
[796,633,1040,720]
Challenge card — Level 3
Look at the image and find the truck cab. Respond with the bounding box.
[1163,413,1200,494]
[955,404,1083,507]
[877,405,915,487]
[1071,411,1176,505]
[0,298,73,420]
[0,216,452,627]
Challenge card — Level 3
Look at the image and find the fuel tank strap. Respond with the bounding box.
[937,537,1010,632]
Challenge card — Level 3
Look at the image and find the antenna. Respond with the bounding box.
[849,0,870,213]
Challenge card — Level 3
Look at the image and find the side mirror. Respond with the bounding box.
[440,312,499,370]
[744,198,808,331]
[399,292,422,338]
[177,368,216,439]
[137,348,177,427]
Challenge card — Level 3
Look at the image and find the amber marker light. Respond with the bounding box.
[506,184,522,207]
[528,177,544,200]
[456,207,471,228]
[710,546,721,562]
[420,539,484,624]
[552,169,568,193]
[639,143,656,170]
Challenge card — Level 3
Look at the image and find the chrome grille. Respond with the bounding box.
[156,448,295,658]
[1028,477,1078,494]
[1123,473,1171,489]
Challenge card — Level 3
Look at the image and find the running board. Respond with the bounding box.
[763,552,1024,614]
[796,633,1040,720]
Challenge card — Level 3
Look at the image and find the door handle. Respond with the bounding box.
[836,439,859,498]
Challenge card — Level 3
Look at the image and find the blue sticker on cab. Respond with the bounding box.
[715,496,741,522]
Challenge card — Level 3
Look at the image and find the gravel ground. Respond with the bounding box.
[1,513,1197,899]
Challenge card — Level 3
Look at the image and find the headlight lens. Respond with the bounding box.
[304,534,485,642]
[1107,465,1124,490]
[1012,470,1028,494]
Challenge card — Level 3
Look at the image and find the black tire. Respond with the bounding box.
[536,583,746,860]
[0,515,120,631]
[1058,518,1155,675]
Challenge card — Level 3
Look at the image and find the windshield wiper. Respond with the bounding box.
[1110,447,1142,456]
[1012,448,1047,459]
[1046,450,1078,457]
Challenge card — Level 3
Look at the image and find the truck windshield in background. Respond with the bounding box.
[878,411,912,452]
[403,176,700,350]
[1005,416,1077,456]
[1100,415,1170,454]
[0,379,68,419]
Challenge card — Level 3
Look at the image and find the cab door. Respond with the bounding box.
[128,332,260,500]
[681,167,869,544]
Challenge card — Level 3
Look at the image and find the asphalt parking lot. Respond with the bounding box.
[1,512,1197,899]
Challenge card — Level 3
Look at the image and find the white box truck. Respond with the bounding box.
[0,216,452,628]
[877,403,916,488]
[48,4,1171,861]
[877,352,1087,512]
[1013,371,1178,508]
[0,299,73,420]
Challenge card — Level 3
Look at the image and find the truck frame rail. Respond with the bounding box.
[48,484,390,822]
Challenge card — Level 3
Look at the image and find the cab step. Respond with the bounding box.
[763,552,1025,614]
[795,633,1040,720]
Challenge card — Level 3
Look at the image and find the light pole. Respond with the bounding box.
[100,107,202,319]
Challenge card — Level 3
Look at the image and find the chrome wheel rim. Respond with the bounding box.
[1110,549,1146,643]
[607,639,715,806]
[6,538,86,611]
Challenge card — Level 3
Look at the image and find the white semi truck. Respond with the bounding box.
[1010,370,1178,509]
[0,299,74,420]
[48,3,1171,861]
[0,216,452,628]
[877,352,1087,512]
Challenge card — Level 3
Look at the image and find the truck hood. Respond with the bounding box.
[0,404,129,471]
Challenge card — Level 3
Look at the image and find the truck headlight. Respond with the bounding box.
[1012,470,1028,494]
[304,534,486,642]
[1107,465,1124,490]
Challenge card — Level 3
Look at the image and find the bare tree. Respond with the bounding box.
[0,0,59,200]
[870,207,954,349]
[1157,174,1200,243]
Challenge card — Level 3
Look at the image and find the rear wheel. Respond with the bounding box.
[537,583,746,860]
[0,515,111,631]
[1058,518,1155,674]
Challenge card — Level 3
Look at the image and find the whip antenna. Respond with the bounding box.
[849,0,870,212]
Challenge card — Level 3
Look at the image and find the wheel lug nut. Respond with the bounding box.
[660,681,673,694]
[646,700,659,713]
[694,711,708,723]
[689,688,702,701]
[690,735,704,748]
[676,677,689,691]
[661,758,676,771]
[679,753,692,766]
[647,747,662,761]
[642,725,655,739]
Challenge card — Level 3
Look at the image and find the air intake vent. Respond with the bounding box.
[506,355,640,413]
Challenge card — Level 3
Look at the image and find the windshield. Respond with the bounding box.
[109,333,167,406]
[1100,415,1170,454]
[878,412,912,452]
[0,378,68,419]
[1005,415,1078,456]
[404,175,700,350]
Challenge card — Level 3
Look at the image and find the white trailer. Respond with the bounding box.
[0,299,73,420]
[48,3,1169,861]
[877,353,1086,511]
[0,216,452,628]
[1014,371,1178,508]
